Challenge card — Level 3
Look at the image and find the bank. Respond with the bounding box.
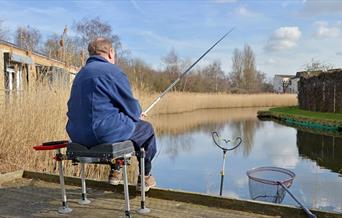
[257,106,342,131]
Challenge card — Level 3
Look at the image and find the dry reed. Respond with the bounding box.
[135,90,297,115]
[0,85,297,182]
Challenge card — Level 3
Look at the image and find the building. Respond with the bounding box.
[273,74,298,93]
[0,40,78,94]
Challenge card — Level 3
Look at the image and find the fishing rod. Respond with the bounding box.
[143,27,235,114]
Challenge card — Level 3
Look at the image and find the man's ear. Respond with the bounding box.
[108,48,115,64]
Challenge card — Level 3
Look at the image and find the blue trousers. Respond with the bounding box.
[129,120,157,175]
[110,120,157,175]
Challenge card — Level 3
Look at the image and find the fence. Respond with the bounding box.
[298,69,342,113]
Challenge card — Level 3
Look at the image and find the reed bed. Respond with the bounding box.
[0,86,297,181]
[135,91,297,115]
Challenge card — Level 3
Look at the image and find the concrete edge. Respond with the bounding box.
[22,170,342,218]
[0,170,24,186]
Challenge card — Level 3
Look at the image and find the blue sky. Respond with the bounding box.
[1,0,342,78]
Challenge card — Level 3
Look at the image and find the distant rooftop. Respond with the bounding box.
[274,74,295,78]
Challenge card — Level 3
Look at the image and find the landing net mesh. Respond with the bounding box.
[246,167,295,203]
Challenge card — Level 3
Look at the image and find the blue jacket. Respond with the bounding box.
[66,56,141,147]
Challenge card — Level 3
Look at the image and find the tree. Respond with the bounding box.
[242,45,257,91]
[161,49,183,91]
[200,61,227,92]
[0,19,9,41]
[14,25,41,51]
[230,48,243,88]
[43,29,83,67]
[73,16,121,51]
[305,58,334,72]
[230,44,260,93]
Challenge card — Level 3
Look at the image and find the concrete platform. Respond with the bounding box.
[0,171,340,218]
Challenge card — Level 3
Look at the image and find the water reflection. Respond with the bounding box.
[297,130,342,174]
[229,120,264,156]
[152,108,342,213]
[150,108,265,158]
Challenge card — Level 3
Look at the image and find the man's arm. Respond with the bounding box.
[102,69,142,122]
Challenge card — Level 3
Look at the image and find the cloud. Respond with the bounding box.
[314,21,341,38]
[265,26,301,52]
[301,0,342,15]
[337,52,342,56]
[265,58,276,65]
[235,5,257,17]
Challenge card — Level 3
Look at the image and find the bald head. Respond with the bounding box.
[88,37,116,64]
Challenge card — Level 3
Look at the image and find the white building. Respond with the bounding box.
[273,74,298,93]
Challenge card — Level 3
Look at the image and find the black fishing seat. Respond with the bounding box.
[66,140,136,218]
[34,140,142,218]
[66,140,135,163]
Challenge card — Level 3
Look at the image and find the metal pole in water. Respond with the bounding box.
[219,150,227,196]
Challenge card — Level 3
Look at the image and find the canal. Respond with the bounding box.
[149,107,342,213]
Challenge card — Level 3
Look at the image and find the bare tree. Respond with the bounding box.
[15,25,41,51]
[230,48,243,89]
[0,19,9,41]
[44,31,84,67]
[162,49,183,90]
[242,44,257,91]
[200,61,226,92]
[73,16,121,50]
[230,44,260,93]
[44,33,60,59]
[305,58,334,72]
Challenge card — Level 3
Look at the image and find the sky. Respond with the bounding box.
[0,0,341,79]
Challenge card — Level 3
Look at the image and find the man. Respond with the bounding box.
[66,37,156,190]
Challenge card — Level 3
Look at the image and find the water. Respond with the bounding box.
[150,107,342,213]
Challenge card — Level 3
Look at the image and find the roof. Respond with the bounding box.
[274,74,295,78]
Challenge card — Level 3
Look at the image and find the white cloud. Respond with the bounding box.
[265,26,301,52]
[314,21,341,38]
[235,5,256,17]
[265,58,276,65]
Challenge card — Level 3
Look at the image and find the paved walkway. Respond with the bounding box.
[0,178,276,218]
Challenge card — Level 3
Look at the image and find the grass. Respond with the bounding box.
[0,85,297,179]
[270,106,342,121]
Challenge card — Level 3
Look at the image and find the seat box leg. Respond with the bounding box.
[57,149,72,214]
[123,155,131,218]
[78,163,91,205]
[137,147,150,214]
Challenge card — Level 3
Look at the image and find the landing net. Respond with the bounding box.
[246,167,295,203]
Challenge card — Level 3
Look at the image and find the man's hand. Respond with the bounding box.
[140,112,147,120]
